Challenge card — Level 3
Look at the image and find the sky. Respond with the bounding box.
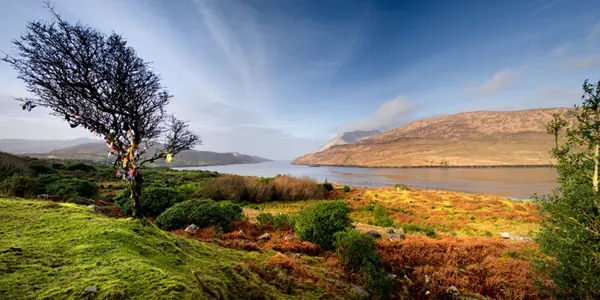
[0,0,599,160]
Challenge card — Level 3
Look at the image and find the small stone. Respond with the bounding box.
[499,232,511,239]
[283,235,293,241]
[184,224,200,234]
[425,275,430,283]
[88,205,105,215]
[237,230,245,236]
[388,233,405,241]
[365,230,382,238]
[176,241,185,249]
[352,285,369,298]
[446,285,460,298]
[387,228,395,234]
[84,286,97,294]
[257,233,270,240]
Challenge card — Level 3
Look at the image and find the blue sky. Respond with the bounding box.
[0,0,599,160]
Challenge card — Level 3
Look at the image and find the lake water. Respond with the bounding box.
[178,161,558,199]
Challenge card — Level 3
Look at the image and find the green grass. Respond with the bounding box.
[0,198,346,299]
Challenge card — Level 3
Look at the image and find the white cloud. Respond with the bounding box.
[338,95,415,132]
[565,55,600,70]
[472,69,519,96]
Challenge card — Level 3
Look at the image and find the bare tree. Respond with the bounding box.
[2,2,200,217]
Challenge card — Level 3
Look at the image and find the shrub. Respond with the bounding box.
[373,205,394,227]
[334,230,394,299]
[46,178,99,198]
[256,212,296,230]
[394,183,408,191]
[68,196,94,205]
[203,175,248,201]
[115,189,133,215]
[402,224,437,238]
[0,174,42,198]
[176,182,205,199]
[0,151,34,180]
[295,201,353,250]
[318,182,334,191]
[342,185,351,193]
[272,175,327,201]
[65,162,96,172]
[51,163,65,170]
[139,187,185,218]
[29,163,57,175]
[155,199,242,231]
[334,230,381,272]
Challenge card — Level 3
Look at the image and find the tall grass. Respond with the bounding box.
[203,175,327,203]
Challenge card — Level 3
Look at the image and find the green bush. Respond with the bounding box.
[139,187,185,218]
[155,199,242,231]
[65,163,96,172]
[0,151,34,180]
[402,224,437,238]
[342,185,350,193]
[37,174,70,187]
[256,212,296,230]
[46,178,99,198]
[334,230,381,272]
[334,230,394,299]
[29,163,57,175]
[176,182,205,199]
[373,206,394,227]
[51,163,65,170]
[0,174,42,198]
[294,201,353,250]
[115,189,133,215]
[318,182,334,191]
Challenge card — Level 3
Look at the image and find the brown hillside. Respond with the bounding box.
[293,108,573,167]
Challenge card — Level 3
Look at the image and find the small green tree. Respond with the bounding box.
[535,79,600,299]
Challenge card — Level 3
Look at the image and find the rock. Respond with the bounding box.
[237,230,245,236]
[258,233,270,240]
[499,232,511,239]
[176,241,185,249]
[84,286,97,294]
[184,224,200,234]
[387,228,395,234]
[365,230,382,238]
[388,232,405,241]
[87,205,105,215]
[352,285,369,298]
[446,286,460,299]
[283,235,294,241]
[425,275,430,283]
[512,234,534,242]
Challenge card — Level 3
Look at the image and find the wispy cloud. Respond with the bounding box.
[337,95,415,132]
[472,69,520,97]
[586,21,600,42]
[565,55,600,70]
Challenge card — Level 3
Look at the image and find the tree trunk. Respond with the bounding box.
[130,171,144,218]
[594,144,599,193]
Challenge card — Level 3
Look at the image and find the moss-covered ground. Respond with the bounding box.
[0,198,351,300]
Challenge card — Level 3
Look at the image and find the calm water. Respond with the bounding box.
[179,161,558,199]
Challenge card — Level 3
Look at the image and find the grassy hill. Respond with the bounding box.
[293,108,573,167]
[0,199,350,300]
[24,142,271,167]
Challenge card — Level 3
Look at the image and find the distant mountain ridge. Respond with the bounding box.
[0,138,96,154]
[0,139,271,167]
[314,130,381,153]
[293,108,573,167]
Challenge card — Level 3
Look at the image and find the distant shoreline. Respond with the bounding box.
[292,163,556,169]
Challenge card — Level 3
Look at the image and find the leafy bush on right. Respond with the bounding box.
[294,201,353,250]
[334,230,394,299]
[155,199,242,231]
[534,79,600,299]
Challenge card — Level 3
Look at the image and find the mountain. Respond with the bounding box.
[314,130,381,153]
[0,139,271,167]
[293,108,572,167]
[0,138,96,154]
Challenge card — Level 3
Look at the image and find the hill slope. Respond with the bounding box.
[24,142,271,167]
[0,199,349,299]
[293,108,572,167]
[315,130,381,153]
[0,138,95,154]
